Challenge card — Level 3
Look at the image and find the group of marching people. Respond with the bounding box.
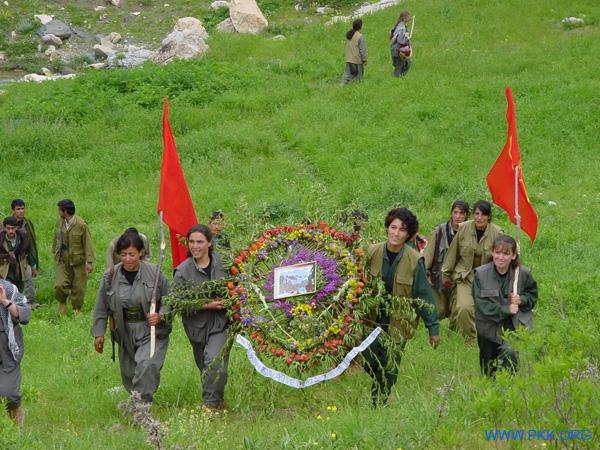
[1,199,538,425]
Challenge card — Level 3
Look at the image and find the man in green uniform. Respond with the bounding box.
[364,207,440,406]
[52,199,94,314]
[0,217,33,293]
[11,199,39,306]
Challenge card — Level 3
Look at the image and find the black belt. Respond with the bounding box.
[123,308,145,322]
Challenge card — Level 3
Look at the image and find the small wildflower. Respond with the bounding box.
[331,432,337,440]
[316,415,323,420]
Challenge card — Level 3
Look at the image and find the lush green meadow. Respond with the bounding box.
[1,0,599,448]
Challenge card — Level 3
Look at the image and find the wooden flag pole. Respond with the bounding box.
[150,211,166,358]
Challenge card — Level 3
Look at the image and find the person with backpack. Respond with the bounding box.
[390,10,412,77]
[341,19,368,84]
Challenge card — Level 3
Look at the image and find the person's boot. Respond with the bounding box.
[8,406,26,428]
[58,303,67,315]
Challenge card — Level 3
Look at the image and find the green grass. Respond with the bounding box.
[1,0,600,448]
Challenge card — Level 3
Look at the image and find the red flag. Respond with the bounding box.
[158,98,198,268]
[486,87,538,244]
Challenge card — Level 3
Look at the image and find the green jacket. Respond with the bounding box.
[52,215,94,266]
[441,220,503,284]
[368,242,439,342]
[17,217,38,269]
[91,261,171,358]
[473,263,537,344]
[0,229,31,281]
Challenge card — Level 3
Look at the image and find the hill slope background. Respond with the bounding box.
[1,0,599,448]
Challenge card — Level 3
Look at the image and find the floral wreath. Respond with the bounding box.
[226,222,373,374]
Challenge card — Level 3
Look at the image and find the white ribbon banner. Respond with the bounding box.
[235,327,382,388]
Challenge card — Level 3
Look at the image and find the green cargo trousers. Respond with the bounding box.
[54,261,88,310]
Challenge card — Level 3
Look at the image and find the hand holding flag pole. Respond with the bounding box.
[150,211,166,358]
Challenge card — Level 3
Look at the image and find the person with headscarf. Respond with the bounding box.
[0,279,30,427]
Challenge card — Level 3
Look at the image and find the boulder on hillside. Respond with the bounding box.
[34,14,54,25]
[153,17,209,64]
[211,1,230,10]
[108,32,122,44]
[93,44,116,59]
[229,0,268,34]
[106,0,121,6]
[216,18,236,33]
[37,20,72,40]
[41,33,63,46]
[108,46,156,68]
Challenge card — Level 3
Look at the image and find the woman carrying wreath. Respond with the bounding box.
[364,208,440,406]
[174,224,230,412]
[92,232,170,404]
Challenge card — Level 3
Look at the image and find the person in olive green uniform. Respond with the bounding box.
[0,279,30,428]
[208,211,231,254]
[474,235,537,377]
[52,199,94,314]
[174,224,230,411]
[341,19,368,84]
[424,201,469,321]
[11,199,39,305]
[0,217,32,293]
[442,200,503,341]
[364,208,440,406]
[92,233,170,403]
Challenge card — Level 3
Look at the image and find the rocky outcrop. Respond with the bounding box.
[211,1,230,10]
[153,17,209,64]
[41,34,63,46]
[217,18,236,33]
[37,19,72,40]
[229,0,268,34]
[108,46,156,68]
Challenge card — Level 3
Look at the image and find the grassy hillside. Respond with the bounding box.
[1,0,599,448]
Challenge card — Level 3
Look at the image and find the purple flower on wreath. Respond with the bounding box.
[263,246,343,307]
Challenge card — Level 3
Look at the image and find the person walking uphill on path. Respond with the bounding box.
[390,10,412,77]
[11,199,39,307]
[341,19,368,84]
[52,199,94,315]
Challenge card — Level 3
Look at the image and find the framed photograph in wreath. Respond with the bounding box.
[273,261,317,300]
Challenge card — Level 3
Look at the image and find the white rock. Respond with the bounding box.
[294,4,307,11]
[41,33,63,46]
[88,62,106,69]
[548,201,557,206]
[107,31,121,43]
[316,6,331,14]
[110,48,155,68]
[0,52,5,62]
[326,15,350,26]
[154,17,209,64]
[106,0,121,6]
[41,67,53,76]
[164,3,170,6]
[3,1,8,6]
[93,44,116,59]
[561,16,584,25]
[44,45,56,56]
[229,0,268,34]
[216,18,236,33]
[34,14,54,25]
[94,6,106,12]
[272,34,286,40]
[99,37,114,48]
[211,0,230,9]
[352,0,400,18]
[131,11,141,16]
